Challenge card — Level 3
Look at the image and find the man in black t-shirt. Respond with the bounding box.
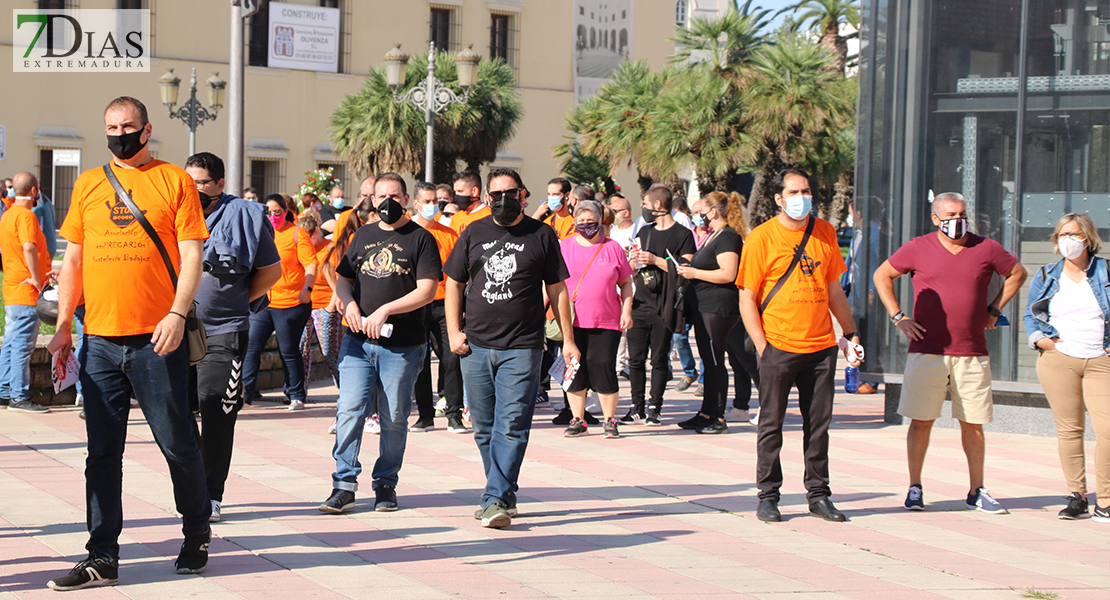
[319,173,441,515]
[444,168,579,529]
[625,185,696,426]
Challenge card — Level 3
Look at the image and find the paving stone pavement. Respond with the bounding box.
[1,358,1107,600]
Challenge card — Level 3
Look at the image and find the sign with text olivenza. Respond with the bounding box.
[13,9,150,73]
[267,3,339,73]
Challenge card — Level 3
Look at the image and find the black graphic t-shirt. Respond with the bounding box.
[336,220,442,347]
[443,215,569,350]
[631,223,696,317]
[688,226,743,317]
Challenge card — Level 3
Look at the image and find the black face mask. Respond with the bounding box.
[437,200,448,213]
[377,197,404,225]
[107,129,147,160]
[642,207,667,223]
[454,193,474,211]
[490,196,522,226]
[198,191,216,209]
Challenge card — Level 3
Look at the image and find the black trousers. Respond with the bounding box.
[693,312,740,419]
[755,343,837,503]
[415,300,463,420]
[189,330,249,503]
[726,321,761,410]
[626,310,673,411]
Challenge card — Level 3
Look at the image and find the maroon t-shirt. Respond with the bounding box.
[888,233,1018,356]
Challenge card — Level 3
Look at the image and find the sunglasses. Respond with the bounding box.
[489,188,525,202]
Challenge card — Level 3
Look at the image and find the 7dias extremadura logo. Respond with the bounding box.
[13,9,150,72]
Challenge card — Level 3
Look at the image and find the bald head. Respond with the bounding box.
[12,172,38,197]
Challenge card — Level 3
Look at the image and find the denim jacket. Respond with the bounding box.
[1022,256,1110,352]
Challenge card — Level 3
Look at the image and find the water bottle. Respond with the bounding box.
[845,366,859,394]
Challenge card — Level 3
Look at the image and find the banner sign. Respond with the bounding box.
[573,0,632,103]
[267,2,339,73]
[13,9,150,72]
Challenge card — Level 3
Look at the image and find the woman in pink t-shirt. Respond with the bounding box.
[559,200,634,439]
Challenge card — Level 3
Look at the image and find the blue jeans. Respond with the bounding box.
[673,325,699,379]
[460,344,543,508]
[74,305,86,395]
[80,335,210,561]
[243,303,312,402]
[332,336,424,492]
[0,304,39,401]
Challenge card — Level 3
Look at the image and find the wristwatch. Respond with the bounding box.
[890,311,905,324]
[987,306,1002,318]
[842,331,858,340]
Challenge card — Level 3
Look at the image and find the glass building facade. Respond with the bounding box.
[856,0,1110,384]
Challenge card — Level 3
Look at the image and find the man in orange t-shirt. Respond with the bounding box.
[738,168,861,525]
[0,172,51,413]
[410,182,463,432]
[531,177,578,240]
[448,169,491,234]
[46,97,212,589]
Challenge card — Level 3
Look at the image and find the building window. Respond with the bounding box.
[37,148,80,224]
[116,0,154,56]
[249,159,285,199]
[430,5,460,52]
[319,0,351,73]
[248,0,270,67]
[38,0,76,9]
[489,13,518,75]
[676,0,688,26]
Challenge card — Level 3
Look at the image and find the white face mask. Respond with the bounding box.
[781,194,812,220]
[1059,236,1087,260]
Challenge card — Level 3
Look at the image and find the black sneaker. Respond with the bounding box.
[1094,503,1110,523]
[446,414,469,433]
[8,399,49,413]
[318,488,355,514]
[603,417,620,439]
[677,413,711,430]
[696,419,729,434]
[645,407,662,427]
[582,410,600,425]
[1058,492,1088,520]
[374,485,398,512]
[408,417,435,432]
[174,530,210,574]
[619,407,644,424]
[563,417,589,437]
[552,406,573,425]
[47,554,119,590]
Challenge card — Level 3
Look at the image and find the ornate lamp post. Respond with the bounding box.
[383,42,480,180]
[158,67,226,157]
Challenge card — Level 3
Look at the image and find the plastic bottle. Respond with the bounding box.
[845,366,859,394]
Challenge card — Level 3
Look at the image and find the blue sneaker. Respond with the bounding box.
[536,390,550,407]
[904,485,924,511]
[966,487,1007,514]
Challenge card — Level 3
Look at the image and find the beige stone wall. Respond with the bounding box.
[1,0,685,207]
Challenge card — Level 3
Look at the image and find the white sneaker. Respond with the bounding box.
[364,414,380,435]
[724,407,750,423]
[434,397,447,416]
[130,397,139,407]
[749,410,759,425]
[288,399,305,411]
[209,500,222,523]
[327,419,337,434]
[75,393,84,407]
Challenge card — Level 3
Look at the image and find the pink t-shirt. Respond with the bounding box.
[888,232,1018,356]
[561,235,634,331]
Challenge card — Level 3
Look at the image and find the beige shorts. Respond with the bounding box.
[898,353,994,424]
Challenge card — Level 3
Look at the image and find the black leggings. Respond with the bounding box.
[693,312,740,419]
[566,327,621,394]
[726,320,761,410]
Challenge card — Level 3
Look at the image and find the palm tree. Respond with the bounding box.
[671,0,774,78]
[558,142,615,194]
[329,51,521,183]
[779,0,860,76]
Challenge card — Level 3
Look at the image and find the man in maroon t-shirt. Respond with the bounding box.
[873,192,1026,514]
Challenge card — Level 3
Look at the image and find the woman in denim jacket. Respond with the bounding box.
[1023,213,1110,522]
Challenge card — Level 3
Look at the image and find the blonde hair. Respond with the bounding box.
[701,191,748,237]
[296,208,322,234]
[1052,212,1102,255]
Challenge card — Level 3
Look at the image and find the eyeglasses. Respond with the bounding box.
[1058,232,1086,240]
[268,209,285,216]
[489,188,524,202]
[193,178,215,187]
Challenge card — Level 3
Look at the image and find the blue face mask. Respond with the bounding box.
[782,194,813,220]
[332,196,345,209]
[5,187,14,199]
[548,195,563,211]
[419,203,438,220]
[691,214,706,228]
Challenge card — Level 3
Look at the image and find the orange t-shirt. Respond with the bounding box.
[545,211,577,240]
[310,239,335,309]
[420,219,458,301]
[268,223,317,309]
[59,160,207,336]
[738,216,846,354]
[0,205,51,306]
[449,204,491,235]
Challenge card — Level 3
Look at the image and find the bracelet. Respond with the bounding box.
[842,332,857,340]
[890,311,905,324]
[168,310,187,321]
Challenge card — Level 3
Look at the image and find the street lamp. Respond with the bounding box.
[158,67,225,157]
[384,42,480,180]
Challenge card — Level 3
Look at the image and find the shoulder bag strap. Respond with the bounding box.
[572,241,606,302]
[759,215,815,315]
[103,163,178,289]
